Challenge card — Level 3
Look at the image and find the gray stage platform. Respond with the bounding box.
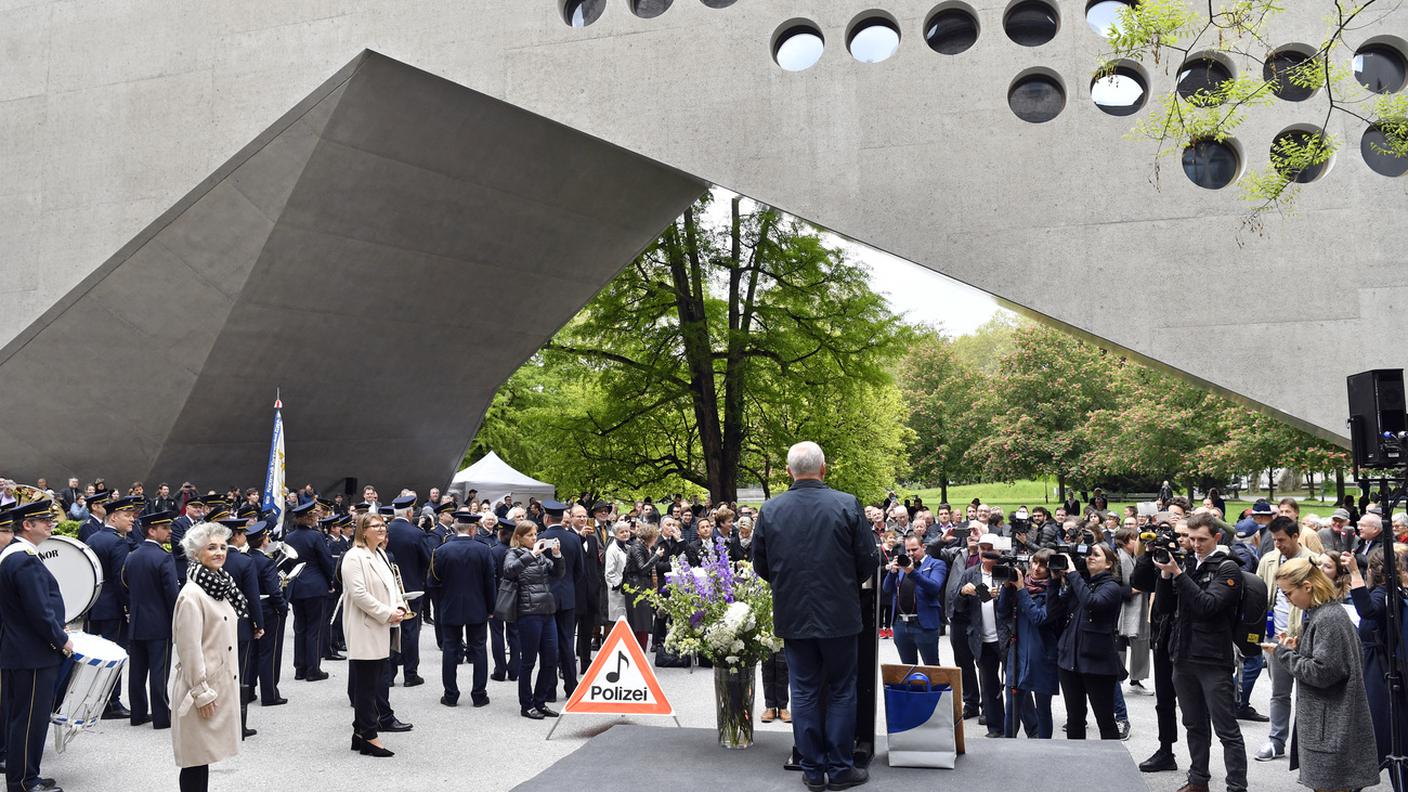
[511,724,1147,792]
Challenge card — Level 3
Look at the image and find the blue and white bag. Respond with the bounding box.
[884,672,957,768]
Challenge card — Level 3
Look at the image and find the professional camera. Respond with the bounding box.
[991,552,1031,583]
[1145,528,1186,565]
[1009,507,1031,536]
[894,553,912,569]
[1054,530,1097,575]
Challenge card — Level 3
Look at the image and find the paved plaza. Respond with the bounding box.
[42,626,1390,791]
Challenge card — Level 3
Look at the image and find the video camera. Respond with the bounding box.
[1142,525,1186,565]
[991,551,1031,583]
[1052,529,1098,574]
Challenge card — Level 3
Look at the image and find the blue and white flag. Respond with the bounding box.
[261,394,287,529]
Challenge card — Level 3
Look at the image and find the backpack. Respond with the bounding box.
[1235,568,1270,655]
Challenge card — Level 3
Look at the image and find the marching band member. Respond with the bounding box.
[88,494,142,720]
[219,519,262,740]
[123,510,180,729]
[429,510,496,708]
[245,522,287,707]
[0,499,73,792]
[282,501,333,682]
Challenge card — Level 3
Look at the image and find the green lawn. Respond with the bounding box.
[897,479,1346,520]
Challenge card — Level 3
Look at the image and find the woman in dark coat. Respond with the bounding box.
[1055,543,1124,739]
[1345,546,1408,768]
[1271,558,1380,791]
[998,549,1065,738]
[501,520,564,720]
[623,522,667,649]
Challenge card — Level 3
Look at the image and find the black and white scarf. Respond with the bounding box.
[189,563,250,620]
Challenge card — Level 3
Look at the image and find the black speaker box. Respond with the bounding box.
[1348,369,1406,468]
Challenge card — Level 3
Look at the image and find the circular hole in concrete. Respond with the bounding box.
[1271,127,1331,184]
[774,23,825,72]
[1177,55,1234,104]
[562,0,605,27]
[848,16,901,63]
[1263,47,1318,102]
[1182,139,1240,189]
[1009,71,1066,123]
[925,5,979,55]
[1362,124,1408,177]
[1092,64,1147,116]
[1005,0,1059,47]
[1354,43,1407,94]
[631,0,672,19]
[1086,0,1132,38]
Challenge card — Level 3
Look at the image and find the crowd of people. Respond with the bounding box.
[0,472,1405,792]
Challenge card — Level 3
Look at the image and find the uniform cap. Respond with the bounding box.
[541,499,568,515]
[217,518,247,532]
[5,500,56,523]
[391,495,417,510]
[1250,499,1274,516]
[88,491,113,506]
[453,510,481,524]
[143,510,176,527]
[290,500,318,516]
[108,495,144,513]
[435,502,457,515]
[246,521,269,541]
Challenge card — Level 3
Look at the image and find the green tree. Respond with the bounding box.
[477,194,910,502]
[900,329,987,502]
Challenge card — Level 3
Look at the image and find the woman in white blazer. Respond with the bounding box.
[171,522,247,792]
[604,521,631,622]
[341,512,410,757]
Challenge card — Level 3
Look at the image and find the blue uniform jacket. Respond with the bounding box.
[428,536,497,626]
[386,518,431,596]
[489,541,511,590]
[224,549,263,638]
[78,515,103,543]
[170,514,194,583]
[998,582,1064,694]
[751,479,878,640]
[539,523,584,611]
[250,548,287,615]
[881,555,948,631]
[283,525,335,601]
[0,543,68,669]
[121,540,180,641]
[87,526,132,621]
[1056,570,1124,676]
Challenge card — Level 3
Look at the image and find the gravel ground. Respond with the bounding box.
[40,628,1391,791]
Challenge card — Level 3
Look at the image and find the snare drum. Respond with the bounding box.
[37,536,103,625]
[51,631,128,751]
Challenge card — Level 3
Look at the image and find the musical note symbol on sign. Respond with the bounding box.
[606,652,630,683]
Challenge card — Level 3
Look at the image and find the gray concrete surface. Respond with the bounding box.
[2,1,1406,476]
[0,52,705,492]
[44,625,1390,791]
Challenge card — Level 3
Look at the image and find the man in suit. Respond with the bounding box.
[430,510,497,707]
[168,495,205,584]
[751,442,877,792]
[955,533,1012,738]
[221,519,264,739]
[144,484,176,517]
[935,522,983,718]
[386,495,431,687]
[569,504,605,674]
[1354,512,1385,573]
[319,515,348,662]
[246,521,288,707]
[488,517,519,682]
[881,535,948,666]
[121,510,180,729]
[0,500,73,792]
[87,495,141,719]
[282,501,335,682]
[539,500,584,699]
[58,479,82,514]
[77,490,109,543]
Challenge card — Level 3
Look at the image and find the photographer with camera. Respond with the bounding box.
[882,536,948,665]
[940,522,984,719]
[997,549,1063,738]
[956,534,1010,738]
[1052,542,1124,740]
[1152,512,1247,792]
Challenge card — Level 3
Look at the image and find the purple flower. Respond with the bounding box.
[689,610,704,628]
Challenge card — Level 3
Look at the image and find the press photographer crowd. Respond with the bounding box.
[0,472,1405,792]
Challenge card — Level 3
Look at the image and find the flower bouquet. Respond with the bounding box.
[628,536,780,748]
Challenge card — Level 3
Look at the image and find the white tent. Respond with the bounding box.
[448,451,556,506]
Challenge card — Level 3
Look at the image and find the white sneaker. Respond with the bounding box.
[1253,741,1285,762]
[1127,681,1154,696]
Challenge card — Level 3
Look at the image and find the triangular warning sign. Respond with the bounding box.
[564,617,673,716]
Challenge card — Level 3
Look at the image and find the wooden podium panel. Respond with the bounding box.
[881,664,965,755]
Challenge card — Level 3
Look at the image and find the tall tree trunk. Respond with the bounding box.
[940,473,949,506]
[1267,467,1275,501]
[1335,468,1346,502]
[1057,471,1067,502]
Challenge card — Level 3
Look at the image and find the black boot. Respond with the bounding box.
[1139,747,1178,773]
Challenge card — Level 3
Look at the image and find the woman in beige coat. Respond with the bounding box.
[342,512,410,757]
[171,521,248,792]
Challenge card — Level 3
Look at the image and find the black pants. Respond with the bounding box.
[397,612,422,678]
[1152,629,1179,749]
[1058,668,1119,739]
[552,608,577,696]
[441,622,488,700]
[976,640,1005,732]
[256,606,282,704]
[949,620,980,711]
[290,597,324,676]
[4,665,58,792]
[128,638,171,727]
[178,765,208,792]
[1173,660,1248,792]
[489,616,519,676]
[349,658,389,740]
[517,614,556,711]
[321,593,340,657]
[761,649,789,709]
[271,610,287,687]
[89,617,126,707]
[574,604,598,673]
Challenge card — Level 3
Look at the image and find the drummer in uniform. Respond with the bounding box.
[169,495,206,584]
[218,518,262,740]
[427,502,458,650]
[0,499,73,792]
[282,501,333,682]
[121,510,179,729]
[488,516,519,682]
[77,490,109,543]
[87,494,141,720]
[246,522,287,707]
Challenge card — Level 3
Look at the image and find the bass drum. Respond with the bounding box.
[37,535,103,625]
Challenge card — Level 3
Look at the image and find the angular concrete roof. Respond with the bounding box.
[0,52,705,491]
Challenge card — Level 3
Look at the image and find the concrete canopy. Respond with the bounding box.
[0,52,706,492]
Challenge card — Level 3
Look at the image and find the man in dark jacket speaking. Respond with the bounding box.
[753,441,878,791]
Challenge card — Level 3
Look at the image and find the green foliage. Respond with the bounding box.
[56,520,80,538]
[472,194,911,503]
[900,329,983,491]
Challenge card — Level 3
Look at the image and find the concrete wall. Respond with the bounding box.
[2,0,1406,484]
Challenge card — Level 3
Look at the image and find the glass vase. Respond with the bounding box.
[713,661,756,749]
